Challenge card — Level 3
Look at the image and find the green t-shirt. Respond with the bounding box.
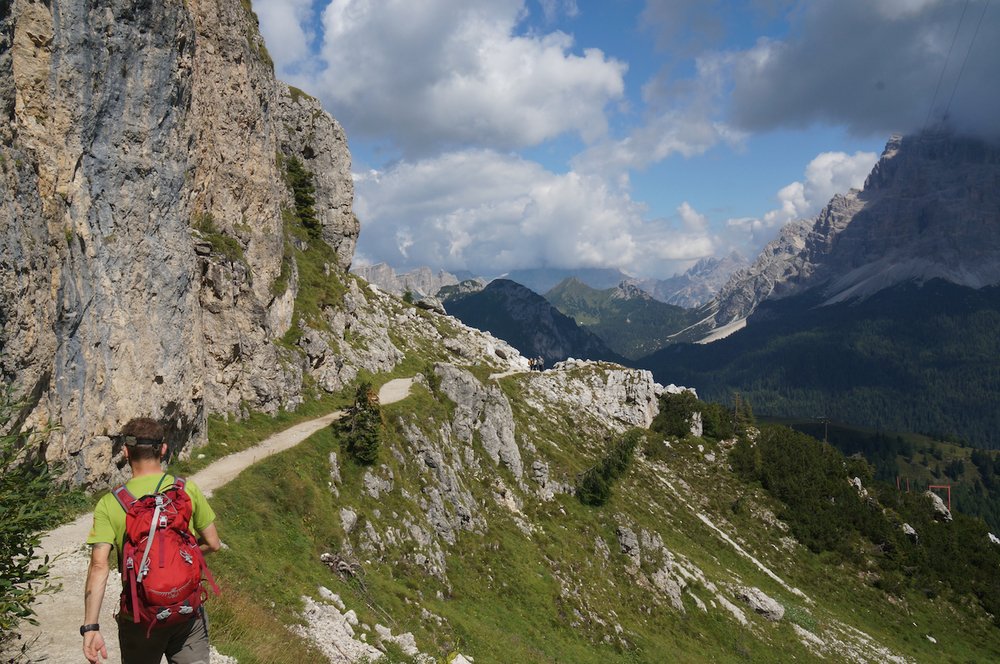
[86,473,216,569]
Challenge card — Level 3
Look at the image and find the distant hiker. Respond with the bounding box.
[536,356,544,372]
[83,418,221,664]
[528,357,536,371]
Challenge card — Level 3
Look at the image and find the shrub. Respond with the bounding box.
[283,156,320,238]
[576,429,643,507]
[0,389,62,654]
[341,382,382,465]
[650,391,700,439]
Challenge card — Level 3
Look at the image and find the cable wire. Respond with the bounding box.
[943,0,991,123]
[922,0,971,132]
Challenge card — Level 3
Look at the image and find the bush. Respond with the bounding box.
[576,429,643,506]
[650,391,700,439]
[0,389,62,654]
[341,382,382,465]
[283,156,319,238]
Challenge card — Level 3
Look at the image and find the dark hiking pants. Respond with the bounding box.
[116,609,210,664]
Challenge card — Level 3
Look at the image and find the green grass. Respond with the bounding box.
[169,389,352,476]
[196,363,1000,664]
[192,213,246,266]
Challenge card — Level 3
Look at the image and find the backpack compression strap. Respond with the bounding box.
[112,484,137,512]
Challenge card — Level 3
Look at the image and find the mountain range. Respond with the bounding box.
[443,279,624,365]
[544,278,696,359]
[640,131,1000,449]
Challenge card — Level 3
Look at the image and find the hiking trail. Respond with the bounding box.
[18,378,414,664]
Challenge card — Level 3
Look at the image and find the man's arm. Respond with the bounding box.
[82,543,111,663]
[198,522,222,554]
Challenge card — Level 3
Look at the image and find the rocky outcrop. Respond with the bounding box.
[925,490,953,522]
[524,359,664,431]
[735,586,785,622]
[437,364,524,479]
[0,0,356,484]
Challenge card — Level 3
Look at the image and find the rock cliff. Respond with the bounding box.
[704,131,1000,335]
[0,0,358,485]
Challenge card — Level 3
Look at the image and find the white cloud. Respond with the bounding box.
[730,149,878,246]
[354,150,715,278]
[253,0,316,66]
[264,0,626,155]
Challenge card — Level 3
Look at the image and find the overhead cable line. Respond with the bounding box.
[943,0,991,122]
[922,0,971,132]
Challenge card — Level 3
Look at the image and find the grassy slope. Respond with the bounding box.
[200,370,1000,663]
[544,278,695,360]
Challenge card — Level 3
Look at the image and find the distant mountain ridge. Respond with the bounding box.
[354,262,462,296]
[545,278,696,360]
[698,131,1000,339]
[636,252,749,308]
[444,279,625,365]
[499,267,632,294]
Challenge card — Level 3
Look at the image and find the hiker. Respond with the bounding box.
[83,418,221,664]
[528,357,536,371]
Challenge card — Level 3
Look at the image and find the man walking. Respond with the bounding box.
[82,418,221,664]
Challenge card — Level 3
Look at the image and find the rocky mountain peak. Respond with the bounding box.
[704,130,1000,335]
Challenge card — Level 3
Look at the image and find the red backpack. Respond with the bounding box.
[112,475,219,635]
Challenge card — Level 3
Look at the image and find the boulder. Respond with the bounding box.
[735,586,785,622]
[415,296,447,315]
[924,490,952,522]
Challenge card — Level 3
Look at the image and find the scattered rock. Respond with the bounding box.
[616,526,641,568]
[735,586,785,622]
[340,508,358,534]
[210,645,239,663]
[988,532,1000,545]
[902,523,918,542]
[415,296,447,315]
[925,490,952,522]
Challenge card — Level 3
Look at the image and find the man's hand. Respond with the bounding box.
[83,630,107,663]
[83,544,112,663]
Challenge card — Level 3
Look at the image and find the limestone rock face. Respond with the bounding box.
[524,359,665,431]
[0,0,355,484]
[705,132,1000,335]
[437,364,524,479]
[925,490,953,522]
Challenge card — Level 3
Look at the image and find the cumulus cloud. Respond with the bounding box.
[354,150,715,278]
[253,0,316,67]
[727,149,878,247]
[264,0,626,155]
[728,0,1000,138]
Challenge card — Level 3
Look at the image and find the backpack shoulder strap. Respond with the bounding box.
[112,484,136,512]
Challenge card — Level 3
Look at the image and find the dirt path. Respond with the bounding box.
[19,378,414,663]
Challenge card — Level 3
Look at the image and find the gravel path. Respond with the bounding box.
[17,378,413,663]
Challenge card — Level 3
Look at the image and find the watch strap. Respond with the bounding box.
[80,623,100,636]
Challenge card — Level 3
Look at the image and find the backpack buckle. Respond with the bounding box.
[158,515,168,529]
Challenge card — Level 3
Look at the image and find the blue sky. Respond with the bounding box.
[253,0,999,279]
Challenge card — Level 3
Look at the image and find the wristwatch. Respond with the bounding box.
[80,623,100,636]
